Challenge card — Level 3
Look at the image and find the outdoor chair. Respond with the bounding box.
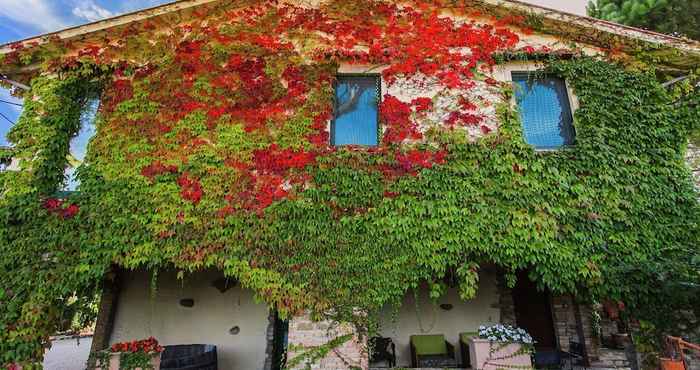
[369,336,396,368]
[560,341,587,370]
[459,332,478,368]
[533,350,562,369]
[161,344,217,370]
[409,334,458,368]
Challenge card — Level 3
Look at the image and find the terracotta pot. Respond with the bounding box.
[469,338,533,370]
[659,358,686,370]
[95,352,161,370]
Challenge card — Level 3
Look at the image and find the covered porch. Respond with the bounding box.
[366,269,601,369]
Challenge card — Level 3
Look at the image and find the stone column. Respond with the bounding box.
[88,268,121,362]
[286,313,368,370]
[263,311,277,370]
[551,295,600,364]
[496,278,516,325]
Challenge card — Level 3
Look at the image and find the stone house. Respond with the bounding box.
[1,0,699,369]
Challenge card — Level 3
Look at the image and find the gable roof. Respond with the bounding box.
[1,0,699,72]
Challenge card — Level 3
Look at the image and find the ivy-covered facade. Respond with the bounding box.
[0,0,699,369]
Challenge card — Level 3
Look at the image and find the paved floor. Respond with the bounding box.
[43,336,92,370]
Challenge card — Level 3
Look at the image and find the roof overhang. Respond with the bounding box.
[1,0,699,77]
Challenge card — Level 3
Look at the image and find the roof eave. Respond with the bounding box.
[1,0,699,72]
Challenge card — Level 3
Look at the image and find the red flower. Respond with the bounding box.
[252,145,316,175]
[411,97,433,113]
[110,338,162,354]
[43,198,63,211]
[446,111,483,127]
[380,95,422,144]
[62,204,80,219]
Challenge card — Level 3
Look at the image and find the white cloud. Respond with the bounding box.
[118,0,173,13]
[0,0,67,32]
[0,87,23,114]
[72,0,113,22]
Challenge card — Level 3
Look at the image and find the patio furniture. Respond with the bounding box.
[560,341,587,370]
[161,344,217,370]
[410,334,457,368]
[459,332,478,367]
[369,337,396,368]
[530,342,586,369]
[533,350,561,369]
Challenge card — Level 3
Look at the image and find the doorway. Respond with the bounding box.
[511,272,557,352]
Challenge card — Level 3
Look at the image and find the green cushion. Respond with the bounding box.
[460,332,478,344]
[410,334,447,355]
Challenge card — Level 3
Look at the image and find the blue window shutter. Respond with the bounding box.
[513,73,575,149]
[332,76,379,146]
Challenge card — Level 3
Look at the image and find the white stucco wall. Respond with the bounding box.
[109,269,270,370]
[377,270,501,367]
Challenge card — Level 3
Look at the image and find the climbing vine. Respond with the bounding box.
[0,0,699,367]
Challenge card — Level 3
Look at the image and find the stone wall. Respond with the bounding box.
[594,348,633,370]
[287,313,368,370]
[495,278,517,326]
[496,284,603,365]
[89,270,120,360]
[551,295,600,363]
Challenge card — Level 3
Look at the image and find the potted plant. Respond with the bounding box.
[94,337,164,370]
[469,324,534,370]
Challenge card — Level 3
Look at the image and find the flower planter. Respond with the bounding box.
[95,352,161,370]
[659,358,686,370]
[469,338,533,370]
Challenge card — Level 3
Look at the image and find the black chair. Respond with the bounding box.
[533,350,562,369]
[161,344,217,370]
[560,342,587,370]
[369,337,396,368]
[459,332,478,368]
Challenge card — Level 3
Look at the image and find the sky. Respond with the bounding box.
[0,0,590,149]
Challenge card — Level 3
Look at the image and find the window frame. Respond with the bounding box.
[330,73,382,147]
[511,71,577,151]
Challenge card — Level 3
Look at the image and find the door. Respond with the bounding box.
[512,272,557,351]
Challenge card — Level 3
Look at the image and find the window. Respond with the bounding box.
[63,99,99,191]
[512,72,575,149]
[332,75,380,146]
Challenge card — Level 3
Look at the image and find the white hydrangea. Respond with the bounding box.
[477,324,535,344]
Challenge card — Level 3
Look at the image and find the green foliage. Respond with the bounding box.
[0,12,699,366]
[588,0,700,40]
